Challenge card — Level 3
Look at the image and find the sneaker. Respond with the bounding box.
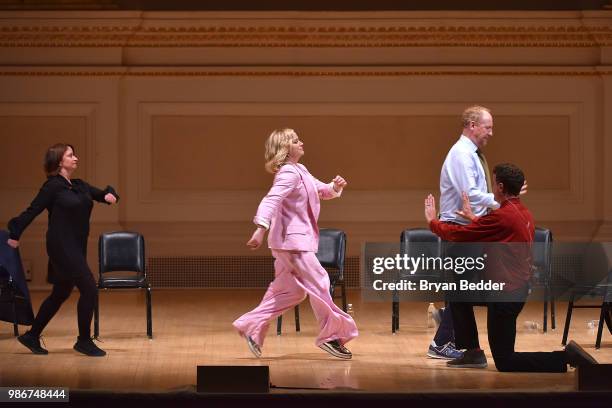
[17,332,48,355]
[245,336,261,358]
[446,348,488,369]
[427,342,463,360]
[319,340,352,360]
[565,340,598,367]
[73,337,106,357]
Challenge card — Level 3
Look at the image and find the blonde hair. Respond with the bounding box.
[264,128,297,173]
[461,105,491,128]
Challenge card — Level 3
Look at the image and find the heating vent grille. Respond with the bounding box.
[148,256,360,288]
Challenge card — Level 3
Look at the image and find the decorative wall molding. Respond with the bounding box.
[1,69,612,77]
[0,11,611,48]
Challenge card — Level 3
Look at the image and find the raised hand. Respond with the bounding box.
[455,192,477,222]
[424,194,437,223]
[104,193,117,204]
[332,175,347,192]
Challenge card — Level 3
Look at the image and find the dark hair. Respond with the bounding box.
[44,143,74,176]
[493,163,525,196]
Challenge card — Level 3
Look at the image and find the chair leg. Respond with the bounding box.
[94,289,100,339]
[392,301,399,333]
[341,280,348,312]
[294,305,300,332]
[605,302,612,335]
[146,286,153,339]
[12,300,19,337]
[543,299,548,333]
[562,298,573,346]
[391,301,395,333]
[595,304,605,349]
[551,297,556,330]
[276,315,282,336]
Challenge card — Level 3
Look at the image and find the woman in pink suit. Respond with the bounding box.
[233,128,358,359]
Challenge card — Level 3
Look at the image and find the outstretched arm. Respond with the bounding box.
[8,181,59,245]
[314,174,347,200]
[87,183,119,204]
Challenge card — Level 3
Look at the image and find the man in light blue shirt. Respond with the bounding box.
[439,107,498,224]
[428,105,500,360]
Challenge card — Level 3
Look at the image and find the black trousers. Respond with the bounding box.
[29,273,97,339]
[451,285,567,373]
[433,304,454,345]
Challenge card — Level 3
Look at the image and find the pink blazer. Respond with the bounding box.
[254,163,341,252]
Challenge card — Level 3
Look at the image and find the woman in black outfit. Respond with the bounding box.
[7,143,119,357]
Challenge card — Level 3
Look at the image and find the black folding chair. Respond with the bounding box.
[0,266,20,336]
[531,227,555,332]
[0,230,34,336]
[562,242,612,349]
[392,228,441,333]
[94,231,152,339]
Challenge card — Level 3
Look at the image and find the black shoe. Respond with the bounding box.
[17,332,48,355]
[446,348,488,369]
[565,340,598,367]
[319,340,352,360]
[246,336,262,358]
[73,337,106,357]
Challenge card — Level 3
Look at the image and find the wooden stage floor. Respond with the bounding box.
[1,289,611,393]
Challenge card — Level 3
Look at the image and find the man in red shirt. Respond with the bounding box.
[425,163,597,371]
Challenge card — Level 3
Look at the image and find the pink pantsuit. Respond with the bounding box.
[233,163,358,347]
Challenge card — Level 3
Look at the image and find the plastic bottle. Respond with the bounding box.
[427,302,435,328]
[523,320,541,332]
[587,319,599,330]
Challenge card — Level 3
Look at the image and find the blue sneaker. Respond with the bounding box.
[427,342,463,360]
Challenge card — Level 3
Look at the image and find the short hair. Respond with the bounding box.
[44,143,74,176]
[493,163,525,196]
[462,105,491,128]
[264,128,297,174]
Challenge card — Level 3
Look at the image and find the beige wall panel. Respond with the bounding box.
[150,114,570,192]
[0,116,88,189]
[487,115,571,191]
[127,94,590,224]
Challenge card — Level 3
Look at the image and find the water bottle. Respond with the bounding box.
[427,302,435,328]
[523,320,541,332]
[587,320,599,330]
[347,303,354,317]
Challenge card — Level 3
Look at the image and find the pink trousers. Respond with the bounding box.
[233,250,358,348]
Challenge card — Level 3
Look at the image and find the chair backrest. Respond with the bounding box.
[399,228,441,278]
[316,229,346,272]
[532,227,553,282]
[98,231,145,275]
[400,228,441,257]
